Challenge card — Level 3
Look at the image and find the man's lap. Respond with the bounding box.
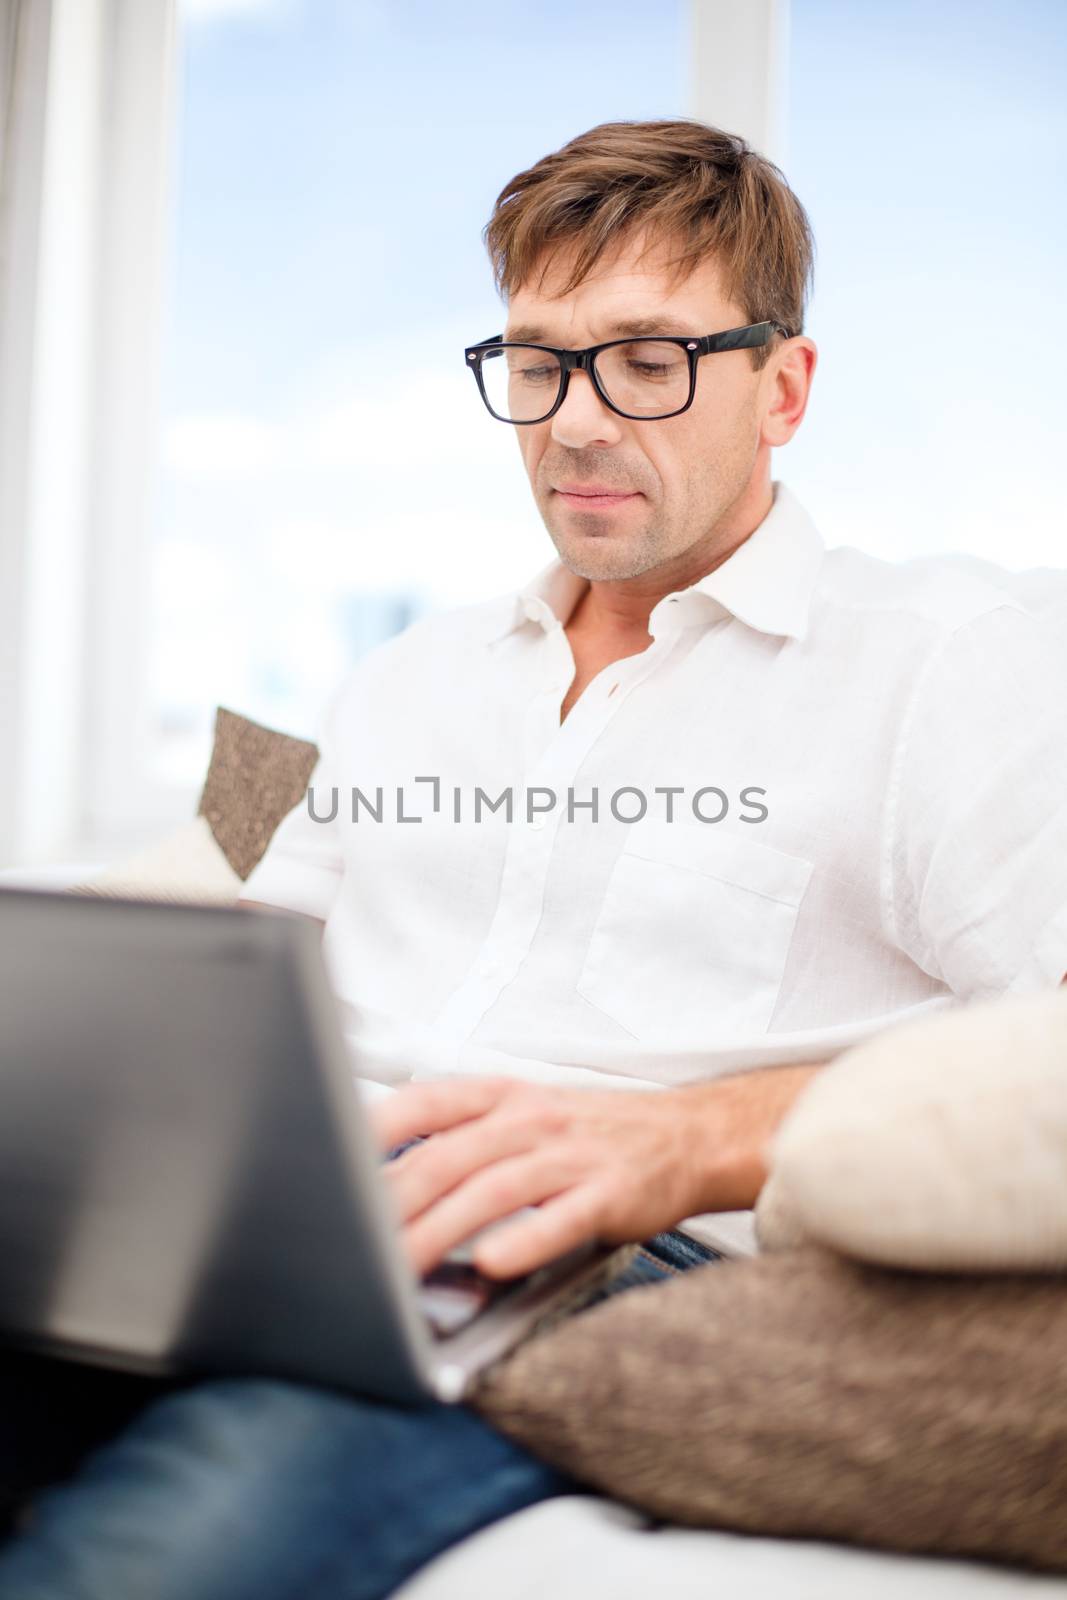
[0,1352,172,1538]
[0,1231,718,1600]
[0,1378,571,1600]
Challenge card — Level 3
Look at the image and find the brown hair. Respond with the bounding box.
[484,119,814,367]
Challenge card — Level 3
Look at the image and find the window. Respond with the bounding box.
[151,0,685,789]
[784,0,1067,563]
[6,0,1062,867]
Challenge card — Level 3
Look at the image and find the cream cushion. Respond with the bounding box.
[758,986,1067,1271]
[71,816,243,906]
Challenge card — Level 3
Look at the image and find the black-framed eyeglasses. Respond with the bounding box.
[463,321,790,425]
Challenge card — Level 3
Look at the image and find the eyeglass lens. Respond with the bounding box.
[479,340,691,421]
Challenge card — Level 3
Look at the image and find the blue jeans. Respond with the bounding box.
[0,1232,717,1599]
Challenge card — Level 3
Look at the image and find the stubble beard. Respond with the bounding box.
[545,507,676,581]
[532,435,756,583]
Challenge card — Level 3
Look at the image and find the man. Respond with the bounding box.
[0,119,1064,1599]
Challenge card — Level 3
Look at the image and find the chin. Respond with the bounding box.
[556,532,664,583]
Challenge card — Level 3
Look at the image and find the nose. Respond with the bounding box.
[549,366,624,450]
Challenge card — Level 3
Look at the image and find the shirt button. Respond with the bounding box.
[529,816,546,831]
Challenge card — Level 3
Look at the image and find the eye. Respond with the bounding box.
[627,358,676,378]
[505,350,560,386]
[514,365,557,384]
[604,340,687,383]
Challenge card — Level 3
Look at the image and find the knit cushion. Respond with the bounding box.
[473,1246,1067,1572]
[757,987,1067,1271]
[196,706,318,880]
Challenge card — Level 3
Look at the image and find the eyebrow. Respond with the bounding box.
[502,316,700,344]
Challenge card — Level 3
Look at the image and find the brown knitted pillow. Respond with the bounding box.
[472,1247,1067,1573]
[196,707,318,880]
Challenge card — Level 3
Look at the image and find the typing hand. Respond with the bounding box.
[370,1075,707,1280]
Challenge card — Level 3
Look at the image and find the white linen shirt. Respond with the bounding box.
[243,481,1067,1102]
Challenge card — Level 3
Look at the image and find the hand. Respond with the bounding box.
[372,1075,711,1280]
[372,1063,824,1279]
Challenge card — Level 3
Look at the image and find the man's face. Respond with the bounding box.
[505,232,781,582]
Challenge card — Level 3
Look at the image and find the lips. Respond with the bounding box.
[554,485,636,497]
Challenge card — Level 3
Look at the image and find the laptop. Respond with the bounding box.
[0,887,627,1403]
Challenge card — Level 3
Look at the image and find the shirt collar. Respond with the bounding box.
[686,482,824,642]
[486,559,588,642]
[488,481,824,645]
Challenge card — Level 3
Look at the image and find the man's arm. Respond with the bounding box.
[885,606,1067,997]
[371,1064,822,1280]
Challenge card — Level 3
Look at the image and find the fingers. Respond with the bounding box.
[385,1114,541,1224]
[404,1150,583,1277]
[472,1185,610,1279]
[372,1078,649,1278]
[369,1076,512,1152]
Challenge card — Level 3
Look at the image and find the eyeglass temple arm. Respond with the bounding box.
[697,322,790,355]
[468,324,791,360]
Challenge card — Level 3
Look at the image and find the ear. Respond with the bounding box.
[761,337,817,448]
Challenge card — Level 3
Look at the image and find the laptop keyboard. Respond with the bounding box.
[417,1260,510,1338]
[388,1142,537,1339]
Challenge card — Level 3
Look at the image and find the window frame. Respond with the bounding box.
[0,0,179,868]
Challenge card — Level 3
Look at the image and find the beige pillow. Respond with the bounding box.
[71,816,242,905]
[757,987,1067,1271]
[473,1246,1067,1572]
[70,706,317,903]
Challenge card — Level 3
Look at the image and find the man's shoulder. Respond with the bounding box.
[386,591,518,655]
[816,542,1067,640]
[810,544,1067,732]
[324,590,518,715]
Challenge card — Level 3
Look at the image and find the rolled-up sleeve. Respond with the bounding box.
[884,602,1067,998]
[241,693,345,921]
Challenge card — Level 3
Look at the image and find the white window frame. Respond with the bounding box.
[688,0,790,165]
[81,0,180,856]
[0,0,177,868]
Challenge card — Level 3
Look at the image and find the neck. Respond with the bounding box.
[571,473,774,639]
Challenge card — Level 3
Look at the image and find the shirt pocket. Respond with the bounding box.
[575,823,814,1043]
